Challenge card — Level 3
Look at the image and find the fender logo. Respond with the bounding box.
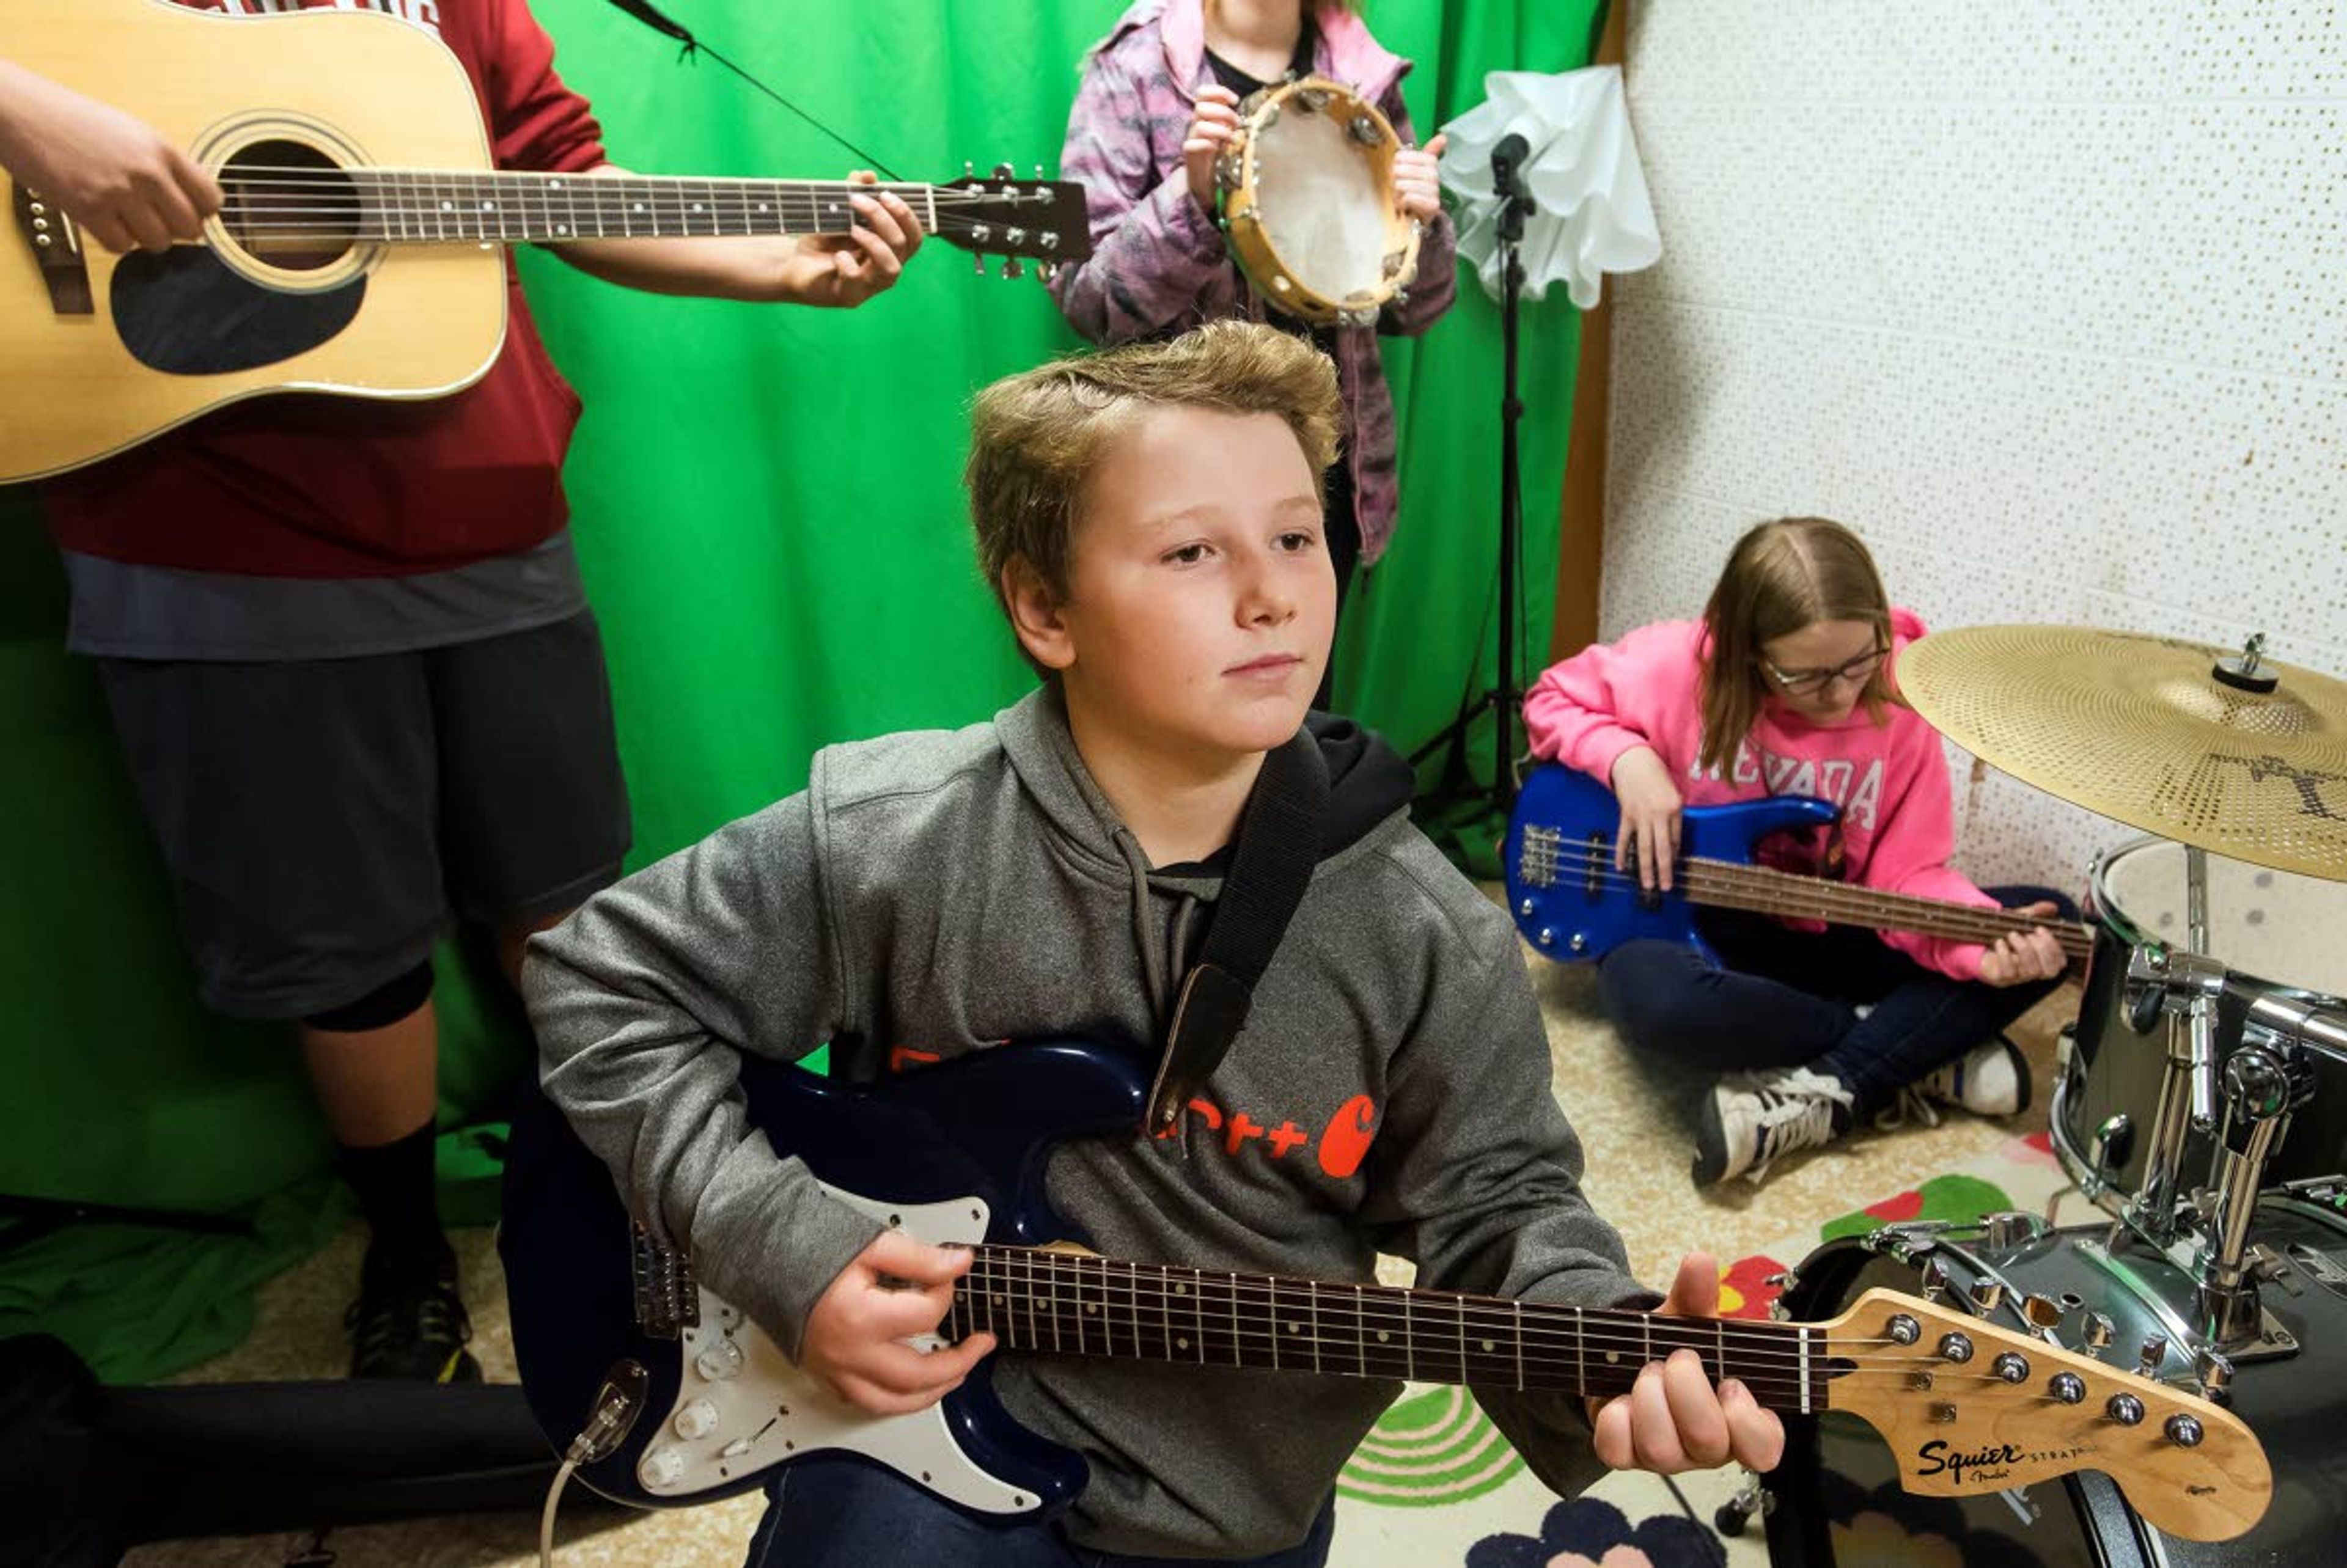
[1916,1439,2020,1485]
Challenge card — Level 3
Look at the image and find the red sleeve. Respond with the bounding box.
[474,0,608,175]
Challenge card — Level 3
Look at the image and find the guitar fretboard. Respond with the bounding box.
[222,168,949,245]
[946,1246,1830,1413]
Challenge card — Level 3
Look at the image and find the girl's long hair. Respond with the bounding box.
[1696,517,1897,777]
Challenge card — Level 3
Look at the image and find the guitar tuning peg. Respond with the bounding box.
[1002,257,1025,280]
[972,253,987,276]
[1034,164,1045,181]
[992,161,1016,180]
[964,160,974,178]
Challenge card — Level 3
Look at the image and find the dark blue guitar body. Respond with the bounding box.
[500,1041,1147,1514]
[1502,763,1838,964]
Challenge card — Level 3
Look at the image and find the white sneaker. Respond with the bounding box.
[1916,1036,2032,1119]
[1694,1068,1856,1186]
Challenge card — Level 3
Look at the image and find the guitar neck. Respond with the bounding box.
[233,169,942,246]
[1681,858,2093,962]
[949,1246,1830,1414]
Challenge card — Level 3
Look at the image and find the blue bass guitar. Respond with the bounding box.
[1502,764,2088,965]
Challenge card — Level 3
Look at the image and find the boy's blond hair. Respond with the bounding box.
[966,321,1343,634]
[1697,516,1899,775]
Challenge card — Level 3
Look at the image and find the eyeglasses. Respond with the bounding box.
[1759,644,1887,695]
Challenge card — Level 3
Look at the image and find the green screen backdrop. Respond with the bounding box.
[0,0,1602,1380]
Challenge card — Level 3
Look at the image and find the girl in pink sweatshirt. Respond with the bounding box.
[1524,517,2074,1184]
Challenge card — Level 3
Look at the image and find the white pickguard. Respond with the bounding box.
[631,1187,1038,1512]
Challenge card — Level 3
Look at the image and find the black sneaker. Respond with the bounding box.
[345,1245,482,1383]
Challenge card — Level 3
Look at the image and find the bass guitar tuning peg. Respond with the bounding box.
[1002,258,1025,280]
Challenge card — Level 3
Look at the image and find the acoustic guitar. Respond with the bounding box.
[2,0,1090,482]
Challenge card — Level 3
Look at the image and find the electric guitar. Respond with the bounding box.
[1,0,1091,482]
[1504,763,2092,965]
[499,1040,2268,1543]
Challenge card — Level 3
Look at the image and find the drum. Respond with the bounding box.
[2055,837,2347,1209]
[1217,76,1421,328]
[1765,1199,2347,1566]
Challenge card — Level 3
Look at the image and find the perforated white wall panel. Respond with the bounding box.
[1603,0,2347,892]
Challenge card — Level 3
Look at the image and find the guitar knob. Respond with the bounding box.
[2164,1413,2204,1448]
[694,1336,745,1382]
[1991,1352,2030,1383]
[2106,1393,2145,1426]
[2048,1371,2086,1404]
[1936,1332,1974,1363]
[639,1445,688,1489]
[673,1399,719,1440]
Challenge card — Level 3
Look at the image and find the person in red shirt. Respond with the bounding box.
[0,0,924,1382]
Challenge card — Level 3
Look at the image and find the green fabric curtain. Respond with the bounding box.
[0,0,1601,1382]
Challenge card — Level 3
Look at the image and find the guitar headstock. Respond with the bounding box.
[930,164,1092,279]
[1816,1287,2270,1542]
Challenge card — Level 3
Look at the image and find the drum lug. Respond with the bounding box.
[1982,1210,2049,1251]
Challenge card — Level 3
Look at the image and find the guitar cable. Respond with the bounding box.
[538,1365,647,1568]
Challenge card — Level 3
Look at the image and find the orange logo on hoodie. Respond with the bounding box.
[1317,1094,1378,1178]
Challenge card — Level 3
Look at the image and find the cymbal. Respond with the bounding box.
[1899,626,2347,881]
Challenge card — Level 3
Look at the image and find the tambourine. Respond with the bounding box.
[1215,76,1422,329]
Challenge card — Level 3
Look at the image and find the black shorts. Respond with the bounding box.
[95,610,631,1020]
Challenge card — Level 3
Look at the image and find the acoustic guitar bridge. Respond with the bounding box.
[12,183,94,315]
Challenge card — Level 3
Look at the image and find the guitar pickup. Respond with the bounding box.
[1584,834,1606,899]
[12,183,94,315]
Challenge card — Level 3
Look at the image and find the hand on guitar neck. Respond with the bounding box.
[1588,1250,1785,1476]
[0,59,220,252]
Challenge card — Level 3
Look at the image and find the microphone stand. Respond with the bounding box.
[1411,139,1535,822]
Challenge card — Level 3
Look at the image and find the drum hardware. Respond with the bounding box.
[2198,1044,2317,1346]
[1712,1468,1774,1536]
[2077,1232,2301,1363]
[2195,1347,2236,1407]
[1860,1222,2066,1344]
[2120,945,2230,1244]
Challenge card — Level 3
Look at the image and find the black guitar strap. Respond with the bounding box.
[1142,727,1330,1136]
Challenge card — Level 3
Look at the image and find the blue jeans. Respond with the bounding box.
[743,1454,1338,1568]
[1596,885,2076,1116]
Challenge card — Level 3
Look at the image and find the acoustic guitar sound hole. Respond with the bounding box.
[218,138,358,269]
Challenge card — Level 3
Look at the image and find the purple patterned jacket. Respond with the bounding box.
[1049,0,1458,565]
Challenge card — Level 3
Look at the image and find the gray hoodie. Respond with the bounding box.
[526,687,1655,1558]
